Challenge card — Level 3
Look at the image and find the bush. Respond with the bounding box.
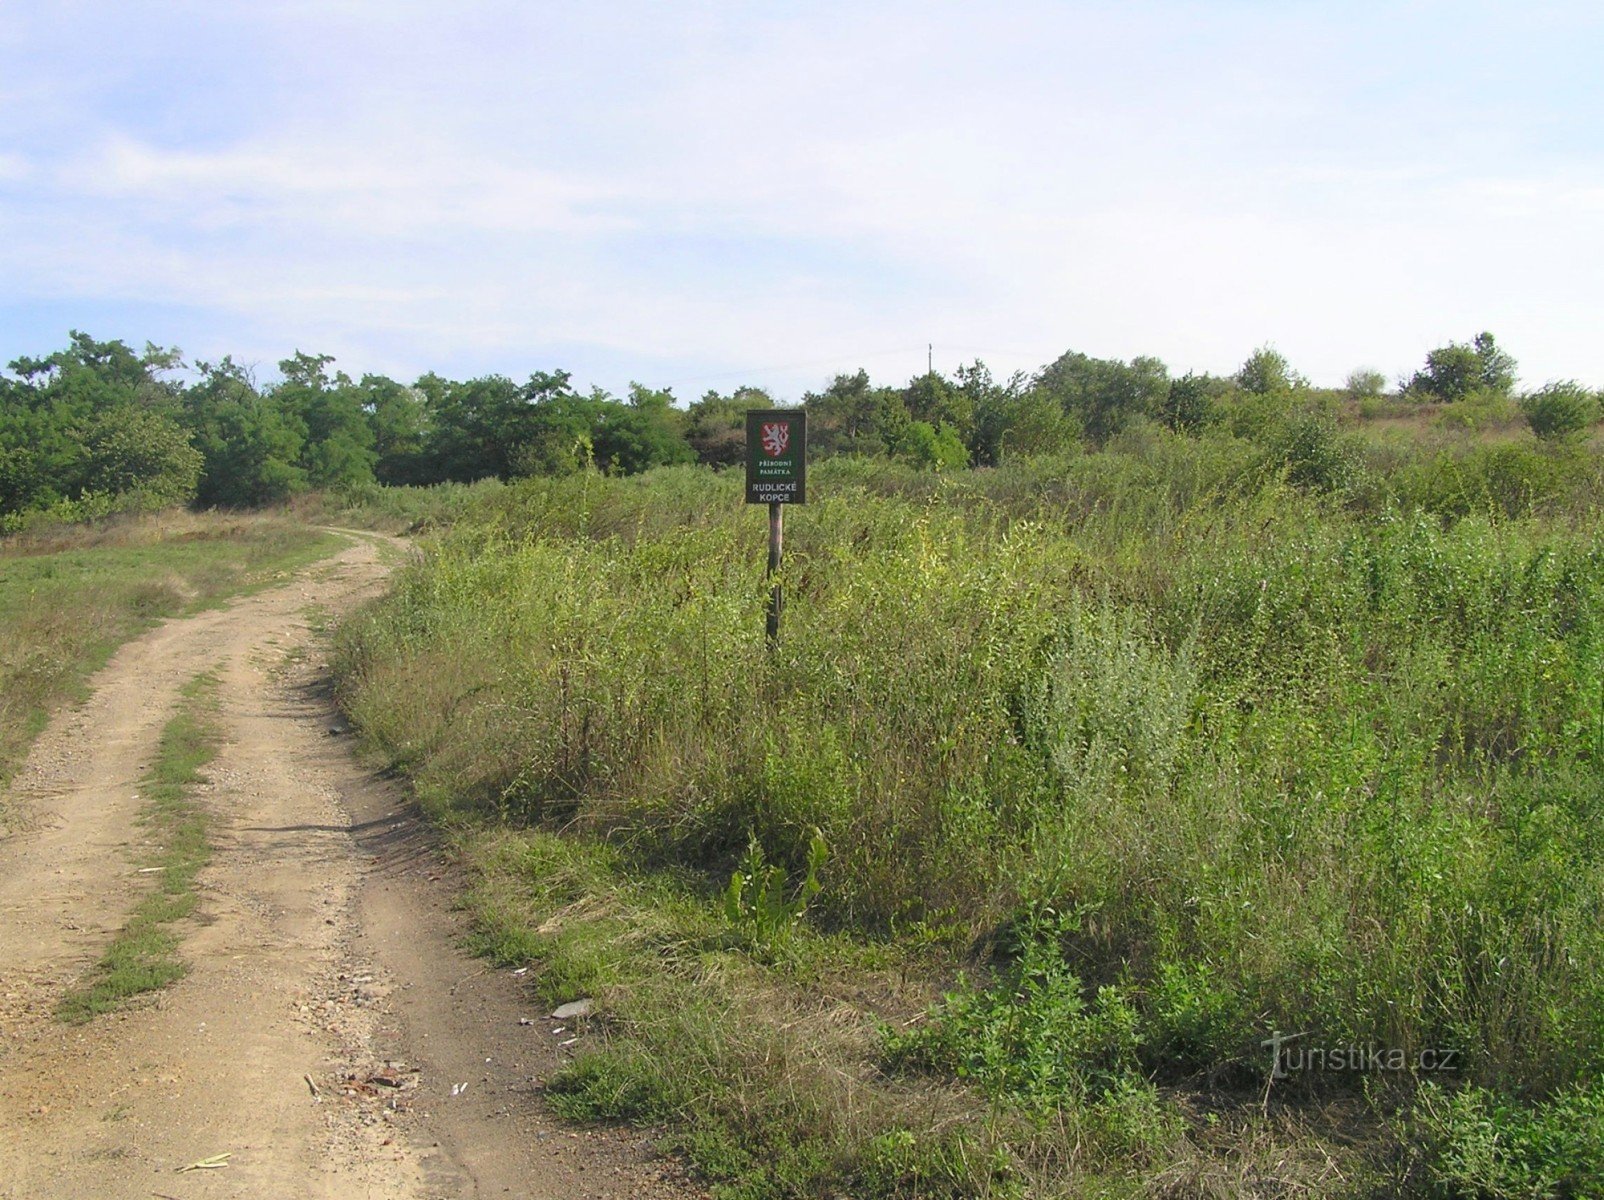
[884,911,1155,1118]
[1409,332,1518,402]
[1161,372,1219,433]
[894,420,968,470]
[1414,1081,1604,1198]
[1521,381,1598,441]
[1435,388,1520,433]
[1261,408,1362,493]
[1391,441,1583,519]
[81,408,202,507]
[1345,367,1387,400]
[1236,345,1305,395]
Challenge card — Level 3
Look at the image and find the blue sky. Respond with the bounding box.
[2,2,1601,399]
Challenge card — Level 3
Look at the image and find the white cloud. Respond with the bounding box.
[56,135,628,240]
[4,2,1604,392]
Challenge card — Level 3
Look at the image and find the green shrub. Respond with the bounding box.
[1261,408,1363,493]
[1414,1081,1604,1198]
[723,830,827,959]
[1436,388,1520,433]
[884,911,1147,1113]
[1394,441,1583,519]
[1521,381,1599,441]
[1147,962,1246,1071]
[894,420,968,470]
[1346,368,1388,401]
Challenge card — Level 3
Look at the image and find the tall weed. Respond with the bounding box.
[337,443,1604,1186]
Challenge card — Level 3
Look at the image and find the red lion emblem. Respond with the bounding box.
[760,422,790,457]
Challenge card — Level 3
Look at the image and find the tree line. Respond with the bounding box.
[1,328,1596,521]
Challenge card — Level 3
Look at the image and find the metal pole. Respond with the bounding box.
[766,501,783,646]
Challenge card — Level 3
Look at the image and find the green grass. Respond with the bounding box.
[281,479,506,535]
[0,509,340,798]
[57,671,222,1022]
[335,436,1604,1197]
[454,825,1026,1198]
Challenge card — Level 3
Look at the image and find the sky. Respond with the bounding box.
[2,1,1602,400]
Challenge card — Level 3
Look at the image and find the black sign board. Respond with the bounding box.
[744,409,806,505]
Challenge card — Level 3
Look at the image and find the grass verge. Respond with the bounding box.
[450,825,1370,1198]
[455,826,1030,1198]
[57,670,222,1023]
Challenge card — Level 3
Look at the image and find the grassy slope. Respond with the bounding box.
[335,426,1604,1198]
[0,510,340,798]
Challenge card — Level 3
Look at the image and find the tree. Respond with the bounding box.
[1035,350,1169,444]
[361,376,432,486]
[592,384,695,474]
[9,331,182,415]
[505,379,694,478]
[1000,391,1081,459]
[1472,332,1517,395]
[0,332,193,514]
[1161,372,1220,433]
[954,361,1012,466]
[191,400,309,506]
[514,389,600,477]
[424,374,532,481]
[1408,332,1517,402]
[0,374,84,512]
[687,386,768,468]
[802,370,906,456]
[81,407,202,506]
[271,352,376,490]
[1236,345,1305,395]
[184,358,308,507]
[902,371,971,434]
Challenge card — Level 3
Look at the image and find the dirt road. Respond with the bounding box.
[0,533,700,1199]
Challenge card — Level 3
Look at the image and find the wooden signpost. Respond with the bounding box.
[745,409,806,645]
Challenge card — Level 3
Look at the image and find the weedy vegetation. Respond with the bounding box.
[335,420,1604,1198]
[278,477,507,536]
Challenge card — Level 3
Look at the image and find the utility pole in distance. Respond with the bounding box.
[744,410,807,647]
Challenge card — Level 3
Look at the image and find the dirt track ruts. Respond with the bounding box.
[0,531,702,1199]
